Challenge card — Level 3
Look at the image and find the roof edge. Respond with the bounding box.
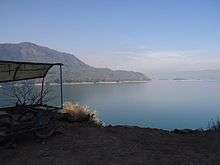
[0,60,63,66]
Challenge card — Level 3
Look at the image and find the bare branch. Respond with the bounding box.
[0,80,54,106]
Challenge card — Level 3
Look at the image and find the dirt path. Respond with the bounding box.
[0,123,220,165]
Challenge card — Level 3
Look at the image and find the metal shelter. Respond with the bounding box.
[0,60,64,109]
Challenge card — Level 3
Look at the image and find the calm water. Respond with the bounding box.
[1,80,220,130]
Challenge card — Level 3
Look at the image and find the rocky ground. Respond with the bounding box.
[0,122,220,165]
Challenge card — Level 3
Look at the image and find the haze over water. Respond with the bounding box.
[52,80,220,130]
[1,80,220,130]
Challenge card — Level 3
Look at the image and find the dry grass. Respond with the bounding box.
[62,102,102,126]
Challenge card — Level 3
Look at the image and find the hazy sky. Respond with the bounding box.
[1,0,220,74]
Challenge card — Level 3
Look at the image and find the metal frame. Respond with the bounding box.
[0,60,64,109]
[0,61,64,142]
[60,65,63,109]
[0,60,63,66]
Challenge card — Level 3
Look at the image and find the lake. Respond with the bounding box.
[1,80,220,130]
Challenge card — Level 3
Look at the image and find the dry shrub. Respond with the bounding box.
[62,102,102,126]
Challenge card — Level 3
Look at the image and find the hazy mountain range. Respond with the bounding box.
[0,42,150,83]
[153,70,220,80]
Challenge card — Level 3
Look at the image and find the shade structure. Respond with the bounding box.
[0,60,63,83]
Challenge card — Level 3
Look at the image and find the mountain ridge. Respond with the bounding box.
[0,42,150,82]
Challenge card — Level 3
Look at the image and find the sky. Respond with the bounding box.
[1,0,220,75]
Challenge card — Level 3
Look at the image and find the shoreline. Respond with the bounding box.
[47,80,150,86]
[4,80,220,87]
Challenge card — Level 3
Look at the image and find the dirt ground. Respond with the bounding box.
[0,123,220,165]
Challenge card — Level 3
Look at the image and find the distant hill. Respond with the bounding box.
[154,70,220,80]
[0,42,150,82]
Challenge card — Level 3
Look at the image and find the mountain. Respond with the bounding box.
[0,42,150,82]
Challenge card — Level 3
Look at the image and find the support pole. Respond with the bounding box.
[40,77,45,105]
[60,65,63,109]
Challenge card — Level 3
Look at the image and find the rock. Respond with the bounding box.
[171,129,203,134]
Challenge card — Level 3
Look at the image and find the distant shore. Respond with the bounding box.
[2,80,220,88]
[47,80,150,86]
